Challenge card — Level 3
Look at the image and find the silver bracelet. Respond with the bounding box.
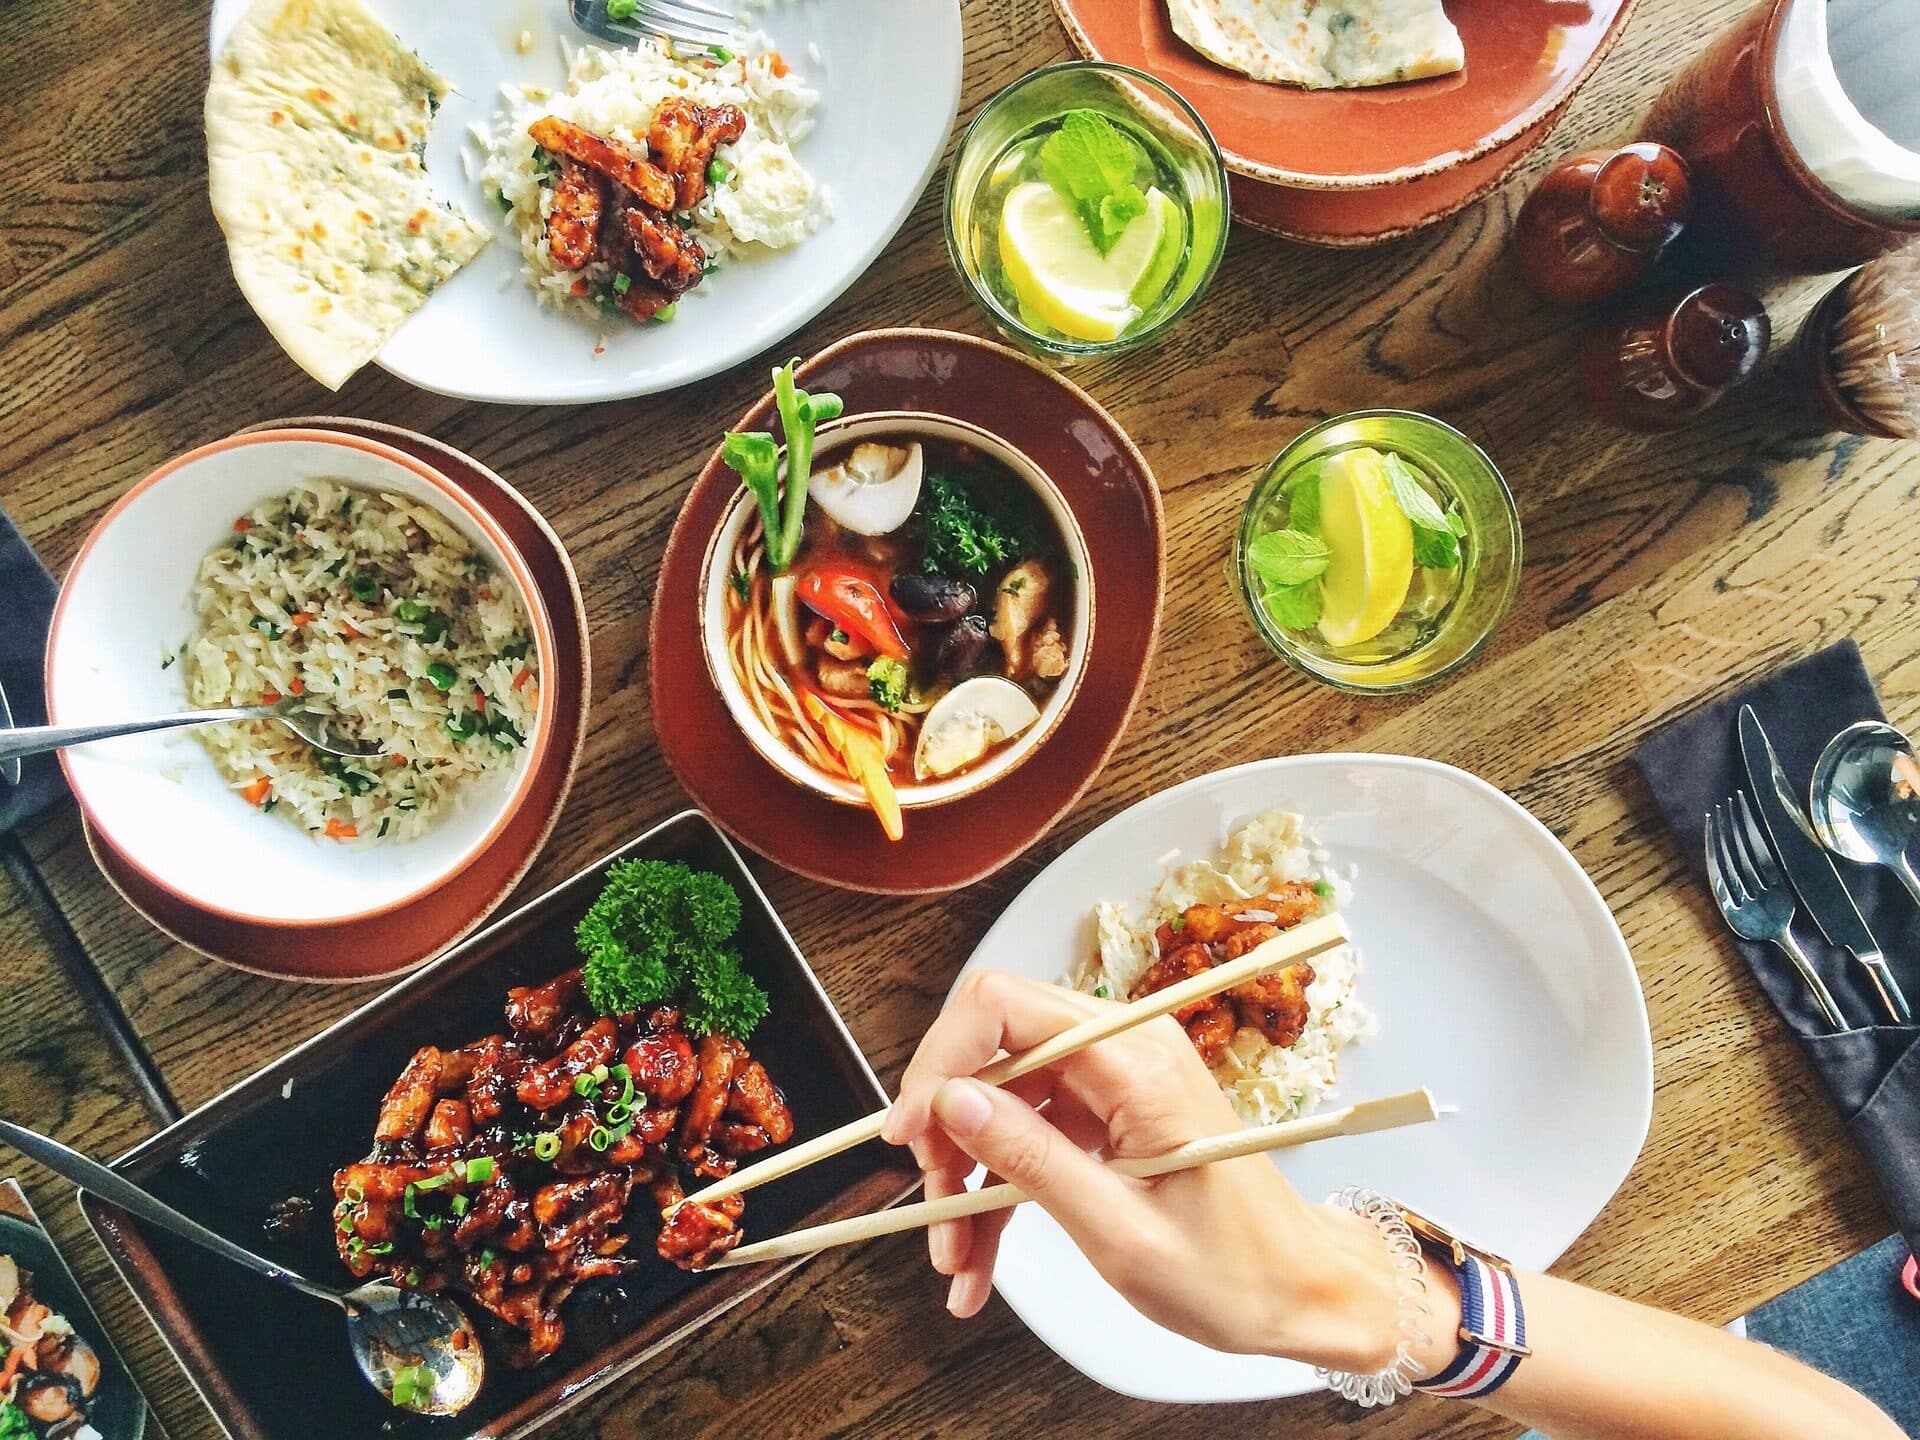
[1315,1186,1434,1408]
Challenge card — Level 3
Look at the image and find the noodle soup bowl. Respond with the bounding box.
[699,412,1096,815]
[47,429,560,928]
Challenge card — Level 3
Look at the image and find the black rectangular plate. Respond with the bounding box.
[81,811,913,1438]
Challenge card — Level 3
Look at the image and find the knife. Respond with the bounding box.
[1739,705,1912,1024]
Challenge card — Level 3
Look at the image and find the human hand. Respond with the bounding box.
[881,971,1425,1372]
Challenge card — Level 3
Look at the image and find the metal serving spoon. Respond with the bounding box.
[0,674,19,787]
[1809,720,1920,905]
[0,696,381,766]
[0,1120,484,1416]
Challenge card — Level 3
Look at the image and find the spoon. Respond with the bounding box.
[1809,720,1920,905]
[0,696,382,766]
[0,674,18,787]
[0,1120,484,1416]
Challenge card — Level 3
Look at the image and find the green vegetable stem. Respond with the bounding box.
[720,359,845,574]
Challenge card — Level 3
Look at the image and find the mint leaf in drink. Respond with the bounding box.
[1286,471,1321,534]
[1381,452,1462,570]
[1412,526,1460,569]
[1096,189,1147,248]
[1261,580,1323,630]
[1246,528,1331,588]
[1381,452,1449,531]
[1040,109,1150,255]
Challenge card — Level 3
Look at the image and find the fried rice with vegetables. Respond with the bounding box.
[184,480,539,844]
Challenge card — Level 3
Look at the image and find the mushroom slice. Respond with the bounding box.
[809,443,923,537]
[914,677,1041,781]
[0,1255,19,1313]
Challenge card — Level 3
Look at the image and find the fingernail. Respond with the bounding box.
[932,1078,993,1140]
[928,1220,956,1274]
[879,1100,906,1145]
[946,1273,968,1315]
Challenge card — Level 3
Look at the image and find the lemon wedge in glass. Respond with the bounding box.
[998,182,1174,343]
[1315,447,1415,649]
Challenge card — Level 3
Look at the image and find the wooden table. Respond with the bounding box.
[0,0,1908,1435]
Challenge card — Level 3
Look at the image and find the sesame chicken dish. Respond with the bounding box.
[332,964,792,1363]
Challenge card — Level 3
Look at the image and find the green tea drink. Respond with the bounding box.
[1235,412,1521,693]
[946,64,1227,356]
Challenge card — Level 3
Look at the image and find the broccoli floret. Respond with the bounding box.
[0,1403,34,1440]
[867,657,910,712]
[575,860,766,1037]
[914,474,1039,578]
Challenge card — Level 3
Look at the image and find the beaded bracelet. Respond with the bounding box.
[1315,1186,1434,1408]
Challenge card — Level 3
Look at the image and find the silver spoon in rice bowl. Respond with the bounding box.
[0,1120,486,1417]
[0,695,382,765]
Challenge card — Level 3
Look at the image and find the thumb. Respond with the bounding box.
[931,1078,1129,1232]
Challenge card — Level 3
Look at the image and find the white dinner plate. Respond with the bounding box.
[206,0,962,403]
[954,754,1653,1404]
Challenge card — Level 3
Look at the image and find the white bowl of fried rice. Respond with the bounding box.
[47,430,558,927]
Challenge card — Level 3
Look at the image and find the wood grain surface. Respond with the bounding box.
[0,1,1909,1437]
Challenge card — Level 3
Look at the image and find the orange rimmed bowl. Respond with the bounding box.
[48,429,560,931]
[1052,0,1639,245]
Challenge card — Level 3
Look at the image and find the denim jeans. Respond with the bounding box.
[1516,1235,1920,1439]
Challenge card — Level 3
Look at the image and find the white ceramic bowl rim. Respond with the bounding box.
[699,412,1096,811]
[47,428,560,928]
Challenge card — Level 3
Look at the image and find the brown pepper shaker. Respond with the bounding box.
[1514,143,1693,306]
[1577,283,1771,431]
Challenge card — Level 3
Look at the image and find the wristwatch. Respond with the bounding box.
[1398,1203,1533,1401]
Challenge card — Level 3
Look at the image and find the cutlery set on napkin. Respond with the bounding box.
[1638,640,1920,1260]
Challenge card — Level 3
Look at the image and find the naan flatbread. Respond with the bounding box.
[205,0,488,389]
[1168,0,1465,89]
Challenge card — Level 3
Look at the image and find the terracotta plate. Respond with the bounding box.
[86,420,590,983]
[81,810,917,1440]
[651,328,1164,895]
[1052,0,1636,187]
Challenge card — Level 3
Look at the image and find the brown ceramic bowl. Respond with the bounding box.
[84,419,590,984]
[653,328,1164,894]
[1053,0,1639,245]
[697,411,1096,816]
[80,809,916,1440]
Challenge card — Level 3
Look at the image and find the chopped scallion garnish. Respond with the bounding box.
[464,1156,496,1184]
[531,1131,561,1162]
[426,661,458,691]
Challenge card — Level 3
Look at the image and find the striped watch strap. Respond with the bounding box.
[1415,1251,1529,1400]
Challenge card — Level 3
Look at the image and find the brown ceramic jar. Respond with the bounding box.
[1646,0,1920,274]
[1577,283,1771,432]
[1514,144,1693,306]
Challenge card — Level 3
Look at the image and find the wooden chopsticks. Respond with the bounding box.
[676,912,1353,1214]
[710,1088,1439,1269]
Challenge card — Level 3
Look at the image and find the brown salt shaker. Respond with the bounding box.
[1514,144,1693,306]
[1577,283,1771,432]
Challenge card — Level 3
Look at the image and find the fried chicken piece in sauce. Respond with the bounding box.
[336,962,795,1357]
[546,160,605,271]
[374,1047,444,1144]
[527,115,675,210]
[1131,886,1324,1063]
[622,205,707,293]
[727,1058,794,1145]
[646,97,747,210]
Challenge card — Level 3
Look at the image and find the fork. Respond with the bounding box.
[567,0,737,53]
[1705,793,1849,1029]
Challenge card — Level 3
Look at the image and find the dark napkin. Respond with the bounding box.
[0,504,68,832]
[1635,639,1920,1259]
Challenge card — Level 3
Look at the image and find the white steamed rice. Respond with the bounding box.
[184,480,539,844]
[478,37,823,323]
[1068,809,1376,1125]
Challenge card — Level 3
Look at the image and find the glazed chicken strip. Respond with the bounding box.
[527,115,675,211]
[375,1047,444,1143]
[646,97,747,210]
[622,204,707,293]
[546,160,605,271]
